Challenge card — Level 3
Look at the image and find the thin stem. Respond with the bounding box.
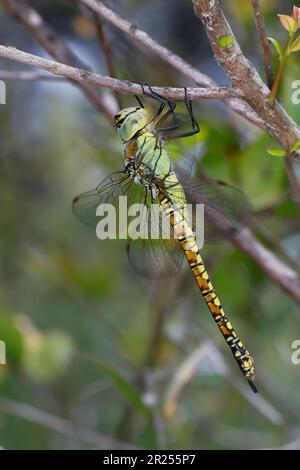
[251,0,274,88]
[268,36,292,103]
[92,11,122,108]
[284,156,300,215]
[0,397,136,449]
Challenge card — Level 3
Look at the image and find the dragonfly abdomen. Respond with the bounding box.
[157,191,257,392]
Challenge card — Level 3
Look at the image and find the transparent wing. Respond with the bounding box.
[73,171,183,278]
[72,172,133,228]
[153,170,252,244]
[183,180,252,243]
[169,150,252,243]
[126,190,183,279]
[143,145,251,244]
[131,137,251,246]
[127,237,183,279]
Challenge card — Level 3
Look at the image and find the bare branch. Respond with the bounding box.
[0,397,136,449]
[276,437,300,450]
[250,217,300,272]
[0,45,238,100]
[233,228,300,305]
[0,70,66,80]
[3,0,117,120]
[284,158,300,214]
[163,342,210,419]
[251,0,274,88]
[76,0,265,130]
[93,12,116,79]
[92,11,122,108]
[91,10,122,100]
[193,0,300,150]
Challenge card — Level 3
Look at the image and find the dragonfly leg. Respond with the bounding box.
[162,88,200,140]
[135,94,144,108]
[140,82,177,129]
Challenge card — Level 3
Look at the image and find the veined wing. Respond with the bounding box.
[183,180,252,243]
[153,171,252,244]
[72,172,133,228]
[126,189,183,279]
[128,136,252,245]
[73,171,183,278]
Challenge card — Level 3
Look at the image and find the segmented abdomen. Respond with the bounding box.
[157,190,256,390]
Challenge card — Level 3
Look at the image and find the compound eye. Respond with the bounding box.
[114,113,122,127]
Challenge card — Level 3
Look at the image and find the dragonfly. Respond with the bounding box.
[73,85,257,393]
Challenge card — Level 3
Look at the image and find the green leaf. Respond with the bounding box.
[267,147,287,157]
[218,35,234,48]
[290,138,300,153]
[268,37,283,57]
[289,35,300,52]
[83,354,151,415]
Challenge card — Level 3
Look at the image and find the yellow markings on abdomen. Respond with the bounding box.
[157,190,256,390]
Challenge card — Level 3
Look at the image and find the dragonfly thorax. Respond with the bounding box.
[124,159,155,191]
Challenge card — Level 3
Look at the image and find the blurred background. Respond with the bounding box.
[0,0,300,450]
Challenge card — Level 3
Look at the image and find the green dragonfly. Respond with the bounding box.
[73,86,257,392]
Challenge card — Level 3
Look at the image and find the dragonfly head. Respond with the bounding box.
[114,107,148,142]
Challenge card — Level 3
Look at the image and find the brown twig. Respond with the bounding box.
[76,0,265,130]
[92,11,122,108]
[0,70,66,80]
[251,0,274,89]
[192,0,300,150]
[0,45,238,100]
[233,228,300,304]
[250,217,300,273]
[3,0,117,120]
[93,12,116,79]
[284,157,300,214]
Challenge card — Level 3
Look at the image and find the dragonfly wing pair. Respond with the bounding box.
[73,169,251,278]
[72,171,183,278]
